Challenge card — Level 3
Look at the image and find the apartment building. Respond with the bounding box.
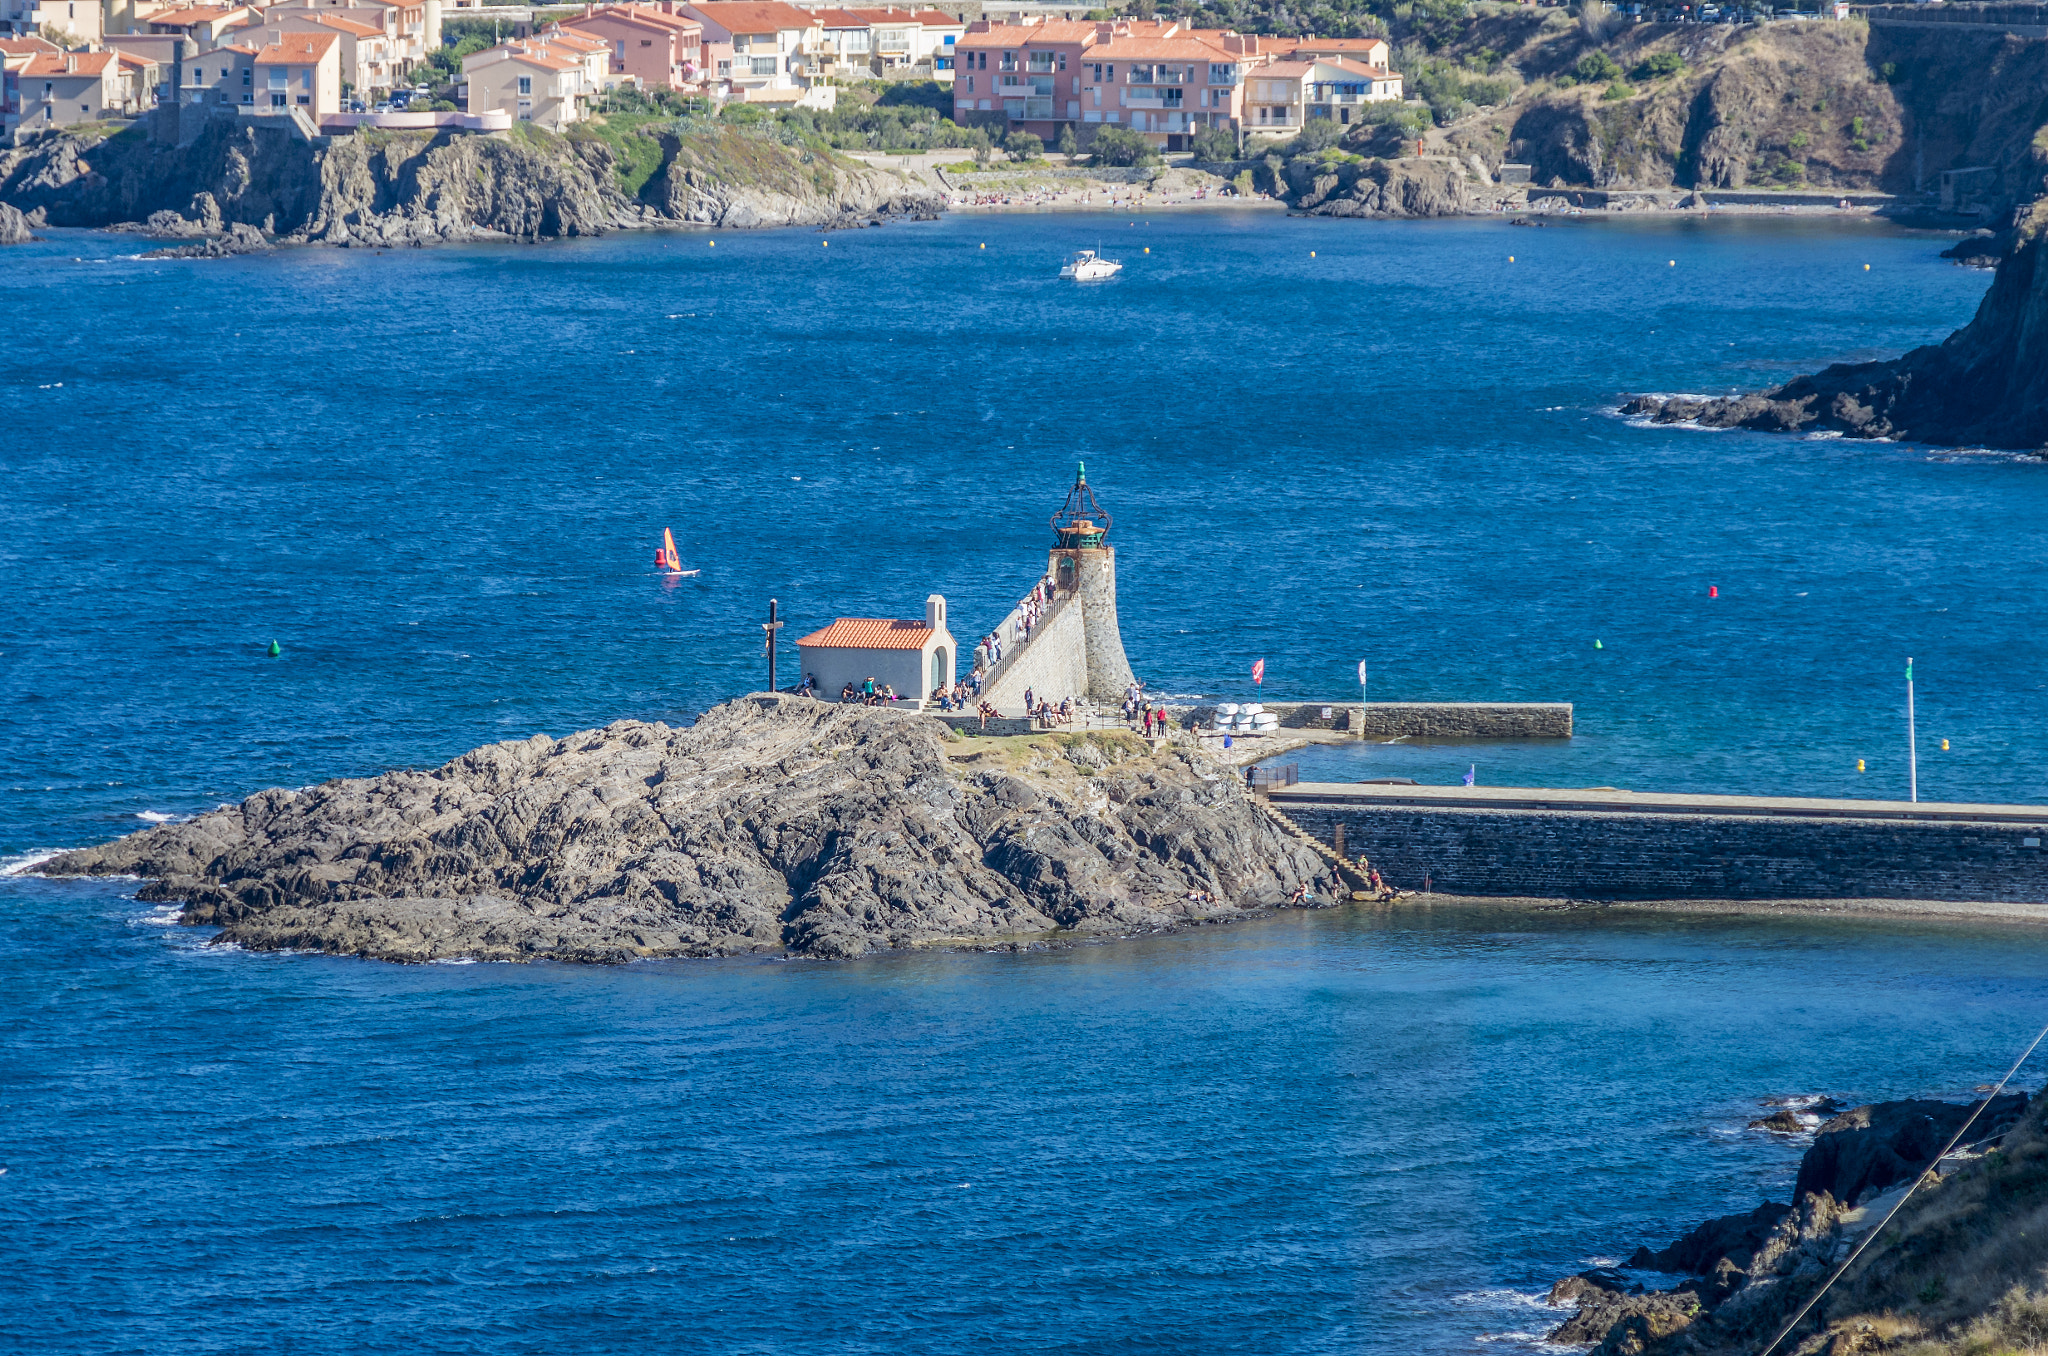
[557,3,701,88]
[237,10,392,95]
[252,30,340,115]
[14,48,131,128]
[678,1,817,92]
[1243,55,1402,135]
[1,0,102,43]
[462,37,590,127]
[951,17,1266,150]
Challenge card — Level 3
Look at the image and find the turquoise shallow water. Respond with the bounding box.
[2,209,2044,1352]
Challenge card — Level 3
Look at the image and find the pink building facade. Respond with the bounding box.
[558,2,701,88]
[951,17,1267,151]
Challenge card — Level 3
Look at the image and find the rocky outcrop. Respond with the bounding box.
[654,127,941,228]
[1547,1089,2033,1355]
[0,201,32,244]
[139,221,269,259]
[1624,200,2048,449]
[34,696,1331,964]
[1278,157,1470,218]
[0,116,938,246]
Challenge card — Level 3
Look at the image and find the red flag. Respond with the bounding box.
[1252,659,1265,685]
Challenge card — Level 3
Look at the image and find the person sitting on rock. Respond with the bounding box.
[840,681,858,703]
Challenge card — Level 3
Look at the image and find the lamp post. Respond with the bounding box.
[1906,656,1917,803]
[764,598,784,692]
[1358,659,1367,741]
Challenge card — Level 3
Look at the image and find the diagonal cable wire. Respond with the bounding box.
[1755,1019,2048,1356]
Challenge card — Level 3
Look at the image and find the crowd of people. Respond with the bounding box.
[928,673,982,711]
[975,577,1057,676]
[831,676,899,706]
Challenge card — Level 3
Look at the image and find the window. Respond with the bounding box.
[640,38,651,45]
[749,55,775,74]
[300,68,311,89]
[242,90,251,102]
[517,74,531,93]
[964,73,972,91]
[242,68,250,84]
[297,93,309,103]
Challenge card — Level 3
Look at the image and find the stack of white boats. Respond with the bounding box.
[1210,702,1280,736]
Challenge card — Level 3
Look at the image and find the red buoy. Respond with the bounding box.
[1709,585,1718,598]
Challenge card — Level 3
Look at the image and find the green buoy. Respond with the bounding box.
[1594,639,1604,650]
[267,639,281,657]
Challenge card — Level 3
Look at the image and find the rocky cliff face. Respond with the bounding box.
[35,696,1330,964]
[0,201,32,243]
[1278,156,1471,218]
[1625,198,2048,449]
[1547,1090,2033,1356]
[0,117,940,245]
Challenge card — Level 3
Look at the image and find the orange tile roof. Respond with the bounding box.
[0,35,61,54]
[488,41,580,68]
[1088,34,1234,59]
[23,50,117,75]
[843,6,922,21]
[539,27,608,48]
[301,13,385,35]
[685,1,817,32]
[1286,37,1388,51]
[254,31,338,61]
[809,7,866,26]
[795,618,935,650]
[912,9,958,23]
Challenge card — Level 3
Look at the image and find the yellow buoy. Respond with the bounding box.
[979,242,985,249]
[1857,759,1866,772]
[1668,260,1675,266]
[1942,738,1950,751]
[1864,264,1871,271]
[822,240,829,247]
[1310,250,1316,257]
[709,240,715,246]
[1508,255,1515,262]
[1143,246,1150,254]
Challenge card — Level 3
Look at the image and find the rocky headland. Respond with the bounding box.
[34,696,1331,964]
[1549,1089,2048,1355]
[0,117,941,248]
[1624,197,2048,450]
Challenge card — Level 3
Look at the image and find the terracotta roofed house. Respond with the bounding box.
[237,10,392,96]
[556,4,701,88]
[461,38,589,128]
[806,6,867,79]
[795,596,957,709]
[251,31,341,116]
[16,48,130,130]
[3,0,104,45]
[677,1,818,95]
[144,4,254,44]
[1281,36,1390,67]
[532,24,612,90]
[1244,54,1400,137]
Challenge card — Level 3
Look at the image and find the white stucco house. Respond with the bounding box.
[796,594,956,708]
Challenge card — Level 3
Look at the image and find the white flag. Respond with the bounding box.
[1357,661,1367,685]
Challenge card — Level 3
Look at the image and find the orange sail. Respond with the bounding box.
[661,527,679,571]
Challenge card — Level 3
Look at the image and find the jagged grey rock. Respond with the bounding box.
[0,201,30,244]
[37,696,1331,964]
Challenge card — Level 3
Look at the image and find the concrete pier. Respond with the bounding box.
[1264,783,2048,903]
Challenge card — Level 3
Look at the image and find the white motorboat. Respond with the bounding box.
[1060,249,1122,281]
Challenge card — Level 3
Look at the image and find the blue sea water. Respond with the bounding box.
[5,209,2048,1352]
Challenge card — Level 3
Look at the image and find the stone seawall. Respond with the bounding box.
[1203,702,1572,739]
[1268,787,2048,901]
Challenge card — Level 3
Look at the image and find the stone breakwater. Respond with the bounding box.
[1268,785,2048,903]
[35,696,1330,964]
[1547,1090,2033,1356]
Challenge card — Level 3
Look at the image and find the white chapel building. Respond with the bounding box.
[795,594,956,708]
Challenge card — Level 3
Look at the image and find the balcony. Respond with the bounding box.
[1123,93,1183,108]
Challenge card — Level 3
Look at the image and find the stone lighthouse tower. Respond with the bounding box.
[1049,462,1136,699]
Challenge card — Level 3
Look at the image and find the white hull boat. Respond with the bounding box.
[1060,249,1122,281]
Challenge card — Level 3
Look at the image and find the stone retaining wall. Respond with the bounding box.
[1272,802,2048,901]
[979,592,1088,709]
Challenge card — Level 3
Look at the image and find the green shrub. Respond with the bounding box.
[1056,123,1077,155]
[1575,50,1622,82]
[1631,51,1684,80]
[1601,80,1631,100]
[1004,130,1043,160]
[1189,124,1238,161]
[1089,125,1160,166]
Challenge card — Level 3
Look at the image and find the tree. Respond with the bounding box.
[1004,130,1043,161]
[1189,124,1238,161]
[1056,123,1077,156]
[1289,117,1343,153]
[1089,125,1159,167]
[966,127,993,166]
[1631,52,1685,80]
[1574,51,1622,83]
